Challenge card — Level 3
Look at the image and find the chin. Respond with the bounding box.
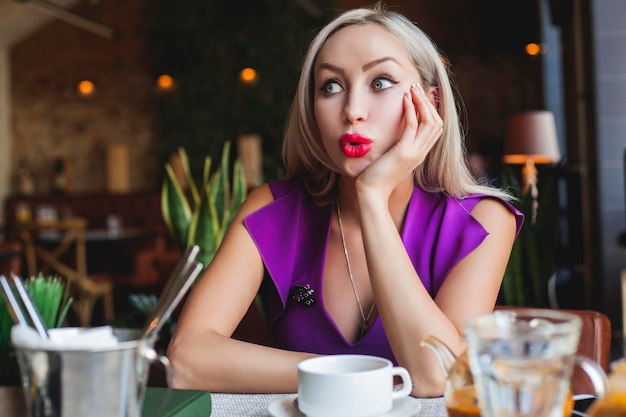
[340,161,370,178]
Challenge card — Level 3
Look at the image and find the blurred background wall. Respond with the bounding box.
[2,0,626,337]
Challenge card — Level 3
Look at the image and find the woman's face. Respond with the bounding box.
[313,23,423,177]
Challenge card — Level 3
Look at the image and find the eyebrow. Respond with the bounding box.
[316,57,402,75]
[363,57,400,71]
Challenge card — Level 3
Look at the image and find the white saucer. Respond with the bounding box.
[267,394,422,417]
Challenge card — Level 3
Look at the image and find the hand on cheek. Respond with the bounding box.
[399,84,420,145]
[398,83,443,167]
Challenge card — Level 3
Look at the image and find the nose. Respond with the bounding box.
[343,89,367,124]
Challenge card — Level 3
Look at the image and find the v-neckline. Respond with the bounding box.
[317,200,380,346]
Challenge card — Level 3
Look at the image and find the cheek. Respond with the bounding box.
[314,100,331,131]
[377,93,406,139]
[313,101,324,128]
[313,102,336,151]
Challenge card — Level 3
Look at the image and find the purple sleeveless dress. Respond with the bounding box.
[243,179,523,363]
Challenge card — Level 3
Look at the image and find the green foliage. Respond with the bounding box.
[500,165,560,307]
[148,0,332,179]
[161,142,247,270]
[130,294,175,343]
[0,274,72,385]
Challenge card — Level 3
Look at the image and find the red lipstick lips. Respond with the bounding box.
[340,133,373,158]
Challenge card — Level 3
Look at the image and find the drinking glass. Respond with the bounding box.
[464,309,581,417]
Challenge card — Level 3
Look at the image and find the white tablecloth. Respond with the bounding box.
[210,393,447,417]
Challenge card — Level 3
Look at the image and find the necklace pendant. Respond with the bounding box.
[338,200,375,341]
[360,321,368,339]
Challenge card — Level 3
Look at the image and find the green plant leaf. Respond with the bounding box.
[502,238,525,306]
[24,274,72,329]
[1,274,72,385]
[56,296,73,328]
[220,159,247,232]
[220,141,232,214]
[162,141,247,272]
[187,183,219,268]
[499,164,559,308]
[161,164,192,247]
[177,147,200,206]
[202,155,212,191]
[129,293,158,315]
[231,160,247,212]
[500,166,528,306]
[211,168,226,223]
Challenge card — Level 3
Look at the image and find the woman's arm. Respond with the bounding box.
[167,183,315,393]
[358,192,517,397]
[355,84,518,397]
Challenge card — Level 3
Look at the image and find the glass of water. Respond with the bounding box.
[465,309,584,417]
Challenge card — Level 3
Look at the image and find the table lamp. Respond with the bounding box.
[503,110,561,224]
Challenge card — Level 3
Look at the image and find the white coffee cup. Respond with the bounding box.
[297,354,412,417]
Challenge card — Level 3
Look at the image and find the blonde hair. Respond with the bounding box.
[282,3,512,201]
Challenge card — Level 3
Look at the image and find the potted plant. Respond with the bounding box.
[161,141,247,270]
[0,274,72,385]
[116,142,248,350]
[500,164,560,307]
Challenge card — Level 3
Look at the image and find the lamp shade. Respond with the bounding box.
[503,110,561,164]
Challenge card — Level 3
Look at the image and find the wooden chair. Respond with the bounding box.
[17,218,115,327]
[496,306,611,396]
[132,235,181,294]
[567,308,612,396]
[0,240,23,277]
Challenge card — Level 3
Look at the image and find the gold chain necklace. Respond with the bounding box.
[336,200,376,339]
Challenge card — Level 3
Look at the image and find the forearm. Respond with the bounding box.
[167,329,315,393]
[356,193,463,396]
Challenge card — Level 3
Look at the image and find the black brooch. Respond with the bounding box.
[291,284,315,306]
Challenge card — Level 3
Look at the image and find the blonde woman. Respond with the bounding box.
[167,3,523,397]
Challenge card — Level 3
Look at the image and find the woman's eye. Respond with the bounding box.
[372,77,397,91]
[321,81,342,95]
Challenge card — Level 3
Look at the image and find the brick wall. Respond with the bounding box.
[9,0,158,194]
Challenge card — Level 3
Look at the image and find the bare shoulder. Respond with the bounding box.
[470,197,518,236]
[235,182,275,218]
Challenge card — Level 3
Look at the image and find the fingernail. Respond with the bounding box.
[413,83,424,94]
